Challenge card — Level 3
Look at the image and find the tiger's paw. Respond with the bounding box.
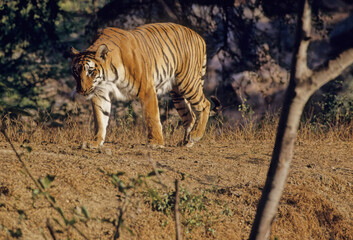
[147,138,165,149]
[185,141,194,148]
[80,141,101,150]
[148,143,165,149]
[177,140,194,148]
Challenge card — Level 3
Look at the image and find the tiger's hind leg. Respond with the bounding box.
[170,88,196,145]
[186,53,210,147]
[175,53,210,147]
[175,79,210,148]
[184,87,210,147]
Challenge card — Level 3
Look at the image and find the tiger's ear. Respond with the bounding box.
[70,47,80,57]
[96,44,109,61]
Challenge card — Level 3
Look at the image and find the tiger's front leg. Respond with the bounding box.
[88,95,111,149]
[139,86,164,148]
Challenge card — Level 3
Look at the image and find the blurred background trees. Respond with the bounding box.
[1,0,352,125]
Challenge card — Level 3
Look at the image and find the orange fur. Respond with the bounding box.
[71,23,210,148]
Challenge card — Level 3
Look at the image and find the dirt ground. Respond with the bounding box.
[0,131,352,239]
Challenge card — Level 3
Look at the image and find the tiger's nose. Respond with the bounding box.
[76,85,87,95]
[76,80,86,93]
[76,86,91,96]
[76,86,83,94]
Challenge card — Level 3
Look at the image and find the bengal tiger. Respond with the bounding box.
[70,22,210,148]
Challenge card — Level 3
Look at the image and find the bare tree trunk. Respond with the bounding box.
[249,0,353,239]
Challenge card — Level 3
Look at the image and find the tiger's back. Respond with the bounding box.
[132,23,207,96]
[86,23,206,98]
[71,22,210,148]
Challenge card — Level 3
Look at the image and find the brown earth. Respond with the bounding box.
[0,123,352,240]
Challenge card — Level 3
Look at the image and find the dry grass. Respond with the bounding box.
[0,112,352,239]
[3,109,353,145]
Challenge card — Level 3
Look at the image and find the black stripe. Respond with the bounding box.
[149,25,176,66]
[176,107,186,111]
[107,28,126,38]
[186,83,202,100]
[154,58,159,81]
[190,95,204,107]
[161,65,166,78]
[181,112,189,118]
[180,78,198,96]
[172,97,184,101]
[100,33,122,51]
[110,62,118,80]
[136,80,142,97]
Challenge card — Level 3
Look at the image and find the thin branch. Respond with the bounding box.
[46,218,57,240]
[0,128,88,240]
[147,153,168,190]
[156,0,178,21]
[174,179,182,240]
[114,194,130,240]
[294,0,312,80]
[0,128,41,191]
[310,48,353,90]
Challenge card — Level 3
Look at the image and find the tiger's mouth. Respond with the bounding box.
[77,88,94,96]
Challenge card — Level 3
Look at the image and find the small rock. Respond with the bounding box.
[104,148,112,155]
[98,147,112,155]
[80,141,87,149]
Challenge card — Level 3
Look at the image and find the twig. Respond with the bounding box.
[114,194,130,240]
[46,218,57,240]
[1,128,40,190]
[147,153,168,190]
[0,128,88,240]
[174,179,182,240]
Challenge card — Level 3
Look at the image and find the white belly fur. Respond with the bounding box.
[155,76,175,97]
[94,75,175,101]
[95,82,130,101]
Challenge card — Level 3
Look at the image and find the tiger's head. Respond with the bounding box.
[70,44,109,96]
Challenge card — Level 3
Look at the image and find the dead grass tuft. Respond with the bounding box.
[274,187,353,240]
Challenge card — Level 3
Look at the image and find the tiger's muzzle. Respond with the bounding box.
[77,87,94,96]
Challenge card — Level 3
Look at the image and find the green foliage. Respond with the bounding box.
[238,98,255,122]
[20,141,33,153]
[9,228,23,238]
[0,225,22,238]
[149,186,213,237]
[99,169,164,237]
[116,103,137,132]
[31,173,89,238]
[305,74,353,126]
[81,206,89,219]
[106,169,165,195]
[150,186,207,215]
[0,0,61,117]
[38,174,56,190]
[100,169,214,237]
[0,0,105,119]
